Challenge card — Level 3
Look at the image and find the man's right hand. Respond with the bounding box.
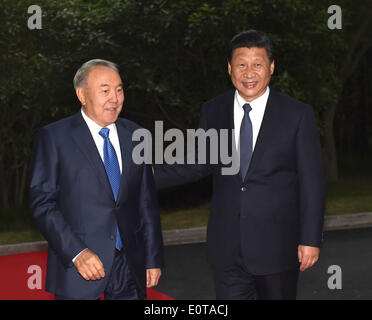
[73,249,105,281]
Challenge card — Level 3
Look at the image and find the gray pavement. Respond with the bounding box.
[157,227,372,300]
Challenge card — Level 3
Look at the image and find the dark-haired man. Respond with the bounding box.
[155,30,325,300]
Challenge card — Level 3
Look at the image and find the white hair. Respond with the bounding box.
[73,59,120,89]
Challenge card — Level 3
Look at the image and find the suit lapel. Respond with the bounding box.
[70,112,114,201]
[115,119,133,205]
[218,90,243,184]
[243,88,278,182]
[223,90,235,165]
[225,91,242,184]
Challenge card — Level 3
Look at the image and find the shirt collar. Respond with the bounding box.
[235,86,270,111]
[81,108,117,135]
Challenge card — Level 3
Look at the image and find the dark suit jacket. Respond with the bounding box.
[29,112,164,299]
[155,88,325,275]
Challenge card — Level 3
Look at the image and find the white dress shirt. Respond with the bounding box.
[80,109,123,174]
[72,109,123,262]
[234,86,270,150]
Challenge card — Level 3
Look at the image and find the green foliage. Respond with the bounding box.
[0,0,370,208]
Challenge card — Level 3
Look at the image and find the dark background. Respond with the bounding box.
[0,0,371,215]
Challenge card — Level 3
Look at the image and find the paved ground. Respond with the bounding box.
[156,226,372,300]
[1,213,371,300]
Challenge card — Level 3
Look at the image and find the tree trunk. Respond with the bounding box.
[324,7,372,182]
[17,162,28,205]
[323,100,339,183]
[0,172,10,209]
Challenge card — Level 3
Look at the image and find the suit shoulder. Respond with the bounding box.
[203,89,235,112]
[272,89,310,110]
[39,115,75,134]
[116,117,143,132]
[202,90,235,118]
[270,88,315,120]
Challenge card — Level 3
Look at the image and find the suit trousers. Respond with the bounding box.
[212,248,299,300]
[55,249,144,300]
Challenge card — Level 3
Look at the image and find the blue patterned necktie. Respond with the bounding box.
[99,127,123,250]
[239,103,253,179]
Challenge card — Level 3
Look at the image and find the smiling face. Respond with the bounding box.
[228,47,274,102]
[76,66,124,127]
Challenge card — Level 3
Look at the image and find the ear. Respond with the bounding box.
[270,60,275,75]
[75,87,86,106]
[227,61,232,76]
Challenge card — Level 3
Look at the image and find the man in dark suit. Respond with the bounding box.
[154,30,325,299]
[29,59,164,300]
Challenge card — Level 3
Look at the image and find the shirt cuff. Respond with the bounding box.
[72,248,88,263]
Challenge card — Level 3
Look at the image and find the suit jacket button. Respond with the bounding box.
[241,186,247,192]
[110,235,115,240]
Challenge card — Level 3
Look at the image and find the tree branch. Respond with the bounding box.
[341,8,372,80]
[347,39,372,82]
[154,97,186,130]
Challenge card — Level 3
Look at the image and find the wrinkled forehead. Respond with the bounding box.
[86,66,122,87]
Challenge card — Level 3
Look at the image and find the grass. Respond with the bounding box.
[0,207,44,245]
[326,176,372,215]
[0,230,44,245]
[160,206,210,230]
[324,153,372,215]
[160,174,372,229]
[1,174,372,245]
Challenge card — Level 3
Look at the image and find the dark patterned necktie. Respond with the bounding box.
[239,103,253,179]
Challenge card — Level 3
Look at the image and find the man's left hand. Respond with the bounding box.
[298,245,320,272]
[146,268,162,287]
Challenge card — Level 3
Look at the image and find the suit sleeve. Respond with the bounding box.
[140,163,165,269]
[29,128,87,267]
[154,103,213,189]
[296,105,326,247]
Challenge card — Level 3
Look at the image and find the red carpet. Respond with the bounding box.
[0,251,173,300]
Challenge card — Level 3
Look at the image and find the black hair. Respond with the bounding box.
[228,30,274,62]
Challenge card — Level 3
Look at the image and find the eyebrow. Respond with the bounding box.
[99,83,123,88]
